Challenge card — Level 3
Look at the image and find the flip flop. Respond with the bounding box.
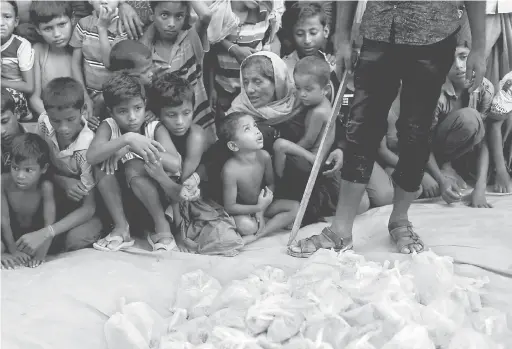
[287,226,353,258]
[147,232,177,252]
[93,234,134,252]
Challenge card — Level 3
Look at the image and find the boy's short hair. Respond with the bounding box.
[6,0,18,17]
[149,72,194,113]
[110,40,152,72]
[11,133,50,168]
[241,55,275,83]
[283,2,327,37]
[42,77,85,111]
[150,1,191,30]
[294,56,331,87]
[103,72,146,109]
[1,88,15,114]
[217,112,248,146]
[29,1,72,27]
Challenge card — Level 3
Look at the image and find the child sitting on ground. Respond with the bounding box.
[87,73,181,252]
[142,1,215,145]
[1,0,34,121]
[1,88,26,174]
[281,2,338,100]
[149,72,207,192]
[1,134,54,269]
[35,77,104,258]
[273,56,334,179]
[219,112,299,244]
[70,0,127,130]
[29,1,74,118]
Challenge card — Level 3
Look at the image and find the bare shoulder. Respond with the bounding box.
[221,157,242,181]
[188,124,207,144]
[41,180,54,196]
[311,101,332,122]
[257,149,271,162]
[1,173,12,192]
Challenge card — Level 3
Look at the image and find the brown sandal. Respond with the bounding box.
[388,220,424,254]
[288,227,353,258]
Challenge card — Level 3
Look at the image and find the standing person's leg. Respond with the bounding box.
[389,36,456,253]
[288,39,401,257]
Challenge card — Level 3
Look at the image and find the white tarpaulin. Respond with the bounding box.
[2,195,512,349]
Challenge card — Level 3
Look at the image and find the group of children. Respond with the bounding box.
[2,0,512,268]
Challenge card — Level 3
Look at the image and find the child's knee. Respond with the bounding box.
[125,159,148,187]
[289,200,300,215]
[234,215,258,236]
[63,217,103,252]
[273,138,287,153]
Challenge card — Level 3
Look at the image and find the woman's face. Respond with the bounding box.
[242,66,275,108]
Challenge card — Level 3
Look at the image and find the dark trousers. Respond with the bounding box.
[340,34,456,192]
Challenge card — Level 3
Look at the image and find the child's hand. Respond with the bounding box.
[124,133,166,163]
[101,155,120,175]
[325,53,337,68]
[323,149,343,177]
[61,177,89,201]
[255,211,265,235]
[209,88,218,111]
[439,177,462,204]
[231,45,258,64]
[87,115,100,131]
[16,228,53,256]
[144,110,157,123]
[257,186,273,210]
[1,254,20,270]
[98,5,116,29]
[144,159,167,182]
[421,172,440,198]
[494,170,512,193]
[468,189,492,208]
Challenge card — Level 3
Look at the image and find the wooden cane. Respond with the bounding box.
[287,70,349,246]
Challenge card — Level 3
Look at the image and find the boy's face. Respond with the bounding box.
[11,159,47,190]
[109,97,146,133]
[1,109,21,146]
[36,15,72,48]
[0,2,18,42]
[47,107,84,144]
[159,101,193,136]
[89,0,119,13]
[293,15,329,57]
[448,46,471,88]
[129,58,154,86]
[152,2,187,42]
[229,115,263,152]
[294,73,327,106]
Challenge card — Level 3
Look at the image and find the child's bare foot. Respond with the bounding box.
[148,220,178,252]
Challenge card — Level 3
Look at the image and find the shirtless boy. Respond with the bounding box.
[1,133,55,269]
[273,56,334,178]
[219,112,299,244]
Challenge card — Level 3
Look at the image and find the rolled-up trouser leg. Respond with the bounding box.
[340,39,402,184]
[392,35,456,192]
[432,107,485,165]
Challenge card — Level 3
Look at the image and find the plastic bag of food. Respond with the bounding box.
[448,328,498,349]
[304,313,351,348]
[381,324,435,349]
[104,312,150,349]
[267,308,304,343]
[345,333,377,349]
[118,298,165,348]
[470,307,509,338]
[211,326,263,349]
[172,315,212,345]
[210,279,261,313]
[172,270,222,318]
[246,294,296,335]
[398,251,456,305]
[252,266,290,296]
[166,308,188,331]
[341,304,376,327]
[282,333,334,349]
[159,340,194,349]
[209,307,247,330]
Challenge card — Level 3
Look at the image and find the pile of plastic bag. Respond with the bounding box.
[104,250,512,349]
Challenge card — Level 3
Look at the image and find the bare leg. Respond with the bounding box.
[63,217,103,252]
[260,199,299,237]
[234,215,258,236]
[95,168,130,249]
[130,176,173,245]
[273,139,316,178]
[330,180,367,239]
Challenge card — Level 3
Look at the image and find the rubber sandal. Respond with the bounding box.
[93,234,134,252]
[147,232,177,252]
[287,226,353,258]
[388,220,424,254]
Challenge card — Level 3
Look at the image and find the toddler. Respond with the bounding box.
[219,112,298,244]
